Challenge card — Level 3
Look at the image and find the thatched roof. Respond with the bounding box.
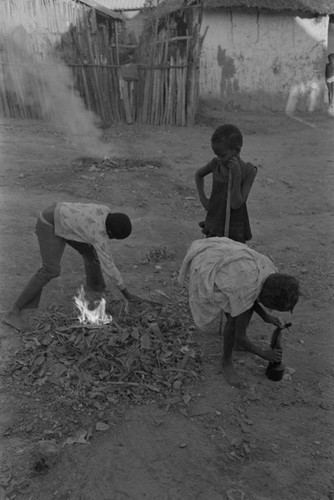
[98,0,148,10]
[202,0,334,15]
[154,0,191,19]
[155,0,334,17]
[0,0,124,20]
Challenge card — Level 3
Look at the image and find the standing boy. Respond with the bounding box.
[195,124,257,243]
[3,202,139,331]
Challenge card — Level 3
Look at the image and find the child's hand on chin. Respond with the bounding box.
[226,156,241,176]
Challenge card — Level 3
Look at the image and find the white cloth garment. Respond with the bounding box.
[178,237,277,330]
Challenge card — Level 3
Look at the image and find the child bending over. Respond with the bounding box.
[179,238,300,388]
[3,202,140,331]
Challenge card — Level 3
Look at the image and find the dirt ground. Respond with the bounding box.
[0,110,334,500]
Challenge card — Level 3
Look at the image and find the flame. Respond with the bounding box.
[74,286,112,325]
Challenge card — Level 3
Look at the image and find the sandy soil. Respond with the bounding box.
[0,111,334,500]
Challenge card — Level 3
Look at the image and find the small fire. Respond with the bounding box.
[74,286,112,325]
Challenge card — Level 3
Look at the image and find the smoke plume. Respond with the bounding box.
[0,24,113,158]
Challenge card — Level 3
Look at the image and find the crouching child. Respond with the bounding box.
[179,237,300,388]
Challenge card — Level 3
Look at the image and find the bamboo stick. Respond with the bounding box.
[156,43,162,124]
[152,53,158,124]
[81,65,92,111]
[102,24,116,123]
[176,54,181,126]
[181,52,187,127]
[157,40,165,124]
[142,68,150,124]
[85,17,103,119]
[162,39,169,124]
[129,80,134,120]
[138,67,144,123]
[101,23,115,122]
[150,68,156,125]
[136,68,142,123]
[169,57,175,125]
[152,52,159,125]
[160,68,164,125]
[159,41,166,124]
[96,30,108,123]
[115,21,125,123]
[166,64,172,125]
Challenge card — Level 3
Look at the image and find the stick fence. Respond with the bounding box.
[0,0,204,126]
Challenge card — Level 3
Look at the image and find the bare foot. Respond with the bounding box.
[2,311,26,331]
[221,360,244,388]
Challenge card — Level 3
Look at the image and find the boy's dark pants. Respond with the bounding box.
[15,216,105,310]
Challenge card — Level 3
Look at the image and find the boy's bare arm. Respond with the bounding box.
[229,161,257,209]
[253,301,284,327]
[195,163,213,210]
[235,309,282,362]
[240,166,257,202]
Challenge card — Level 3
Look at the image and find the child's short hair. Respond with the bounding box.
[260,274,300,312]
[106,213,132,239]
[211,124,243,154]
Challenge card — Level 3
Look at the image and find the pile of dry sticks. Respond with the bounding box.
[9,298,201,404]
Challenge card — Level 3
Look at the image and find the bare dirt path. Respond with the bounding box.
[0,113,334,500]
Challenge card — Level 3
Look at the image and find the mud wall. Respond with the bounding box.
[199,9,329,112]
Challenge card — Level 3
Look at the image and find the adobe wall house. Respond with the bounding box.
[198,0,334,112]
[155,0,334,113]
